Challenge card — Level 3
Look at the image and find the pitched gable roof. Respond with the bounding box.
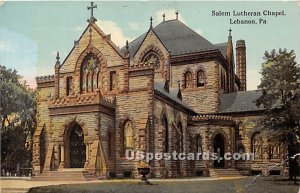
[214,42,227,58]
[121,20,218,58]
[219,90,265,113]
[154,80,196,113]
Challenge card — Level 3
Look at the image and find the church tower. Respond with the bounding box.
[236,40,246,91]
[226,29,235,93]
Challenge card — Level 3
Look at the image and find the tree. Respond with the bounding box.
[256,49,300,181]
[0,65,36,175]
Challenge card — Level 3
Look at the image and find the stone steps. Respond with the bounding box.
[31,169,97,181]
[209,168,243,177]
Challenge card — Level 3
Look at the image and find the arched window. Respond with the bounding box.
[197,70,205,87]
[80,53,100,93]
[251,133,263,159]
[195,135,202,153]
[269,143,280,159]
[124,121,133,149]
[142,53,160,70]
[177,122,183,152]
[184,71,192,88]
[162,115,169,153]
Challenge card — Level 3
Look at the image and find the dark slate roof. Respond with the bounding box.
[154,80,195,113]
[214,42,227,58]
[121,19,217,57]
[219,90,265,113]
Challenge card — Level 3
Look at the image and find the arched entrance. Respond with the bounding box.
[213,134,225,168]
[64,123,86,168]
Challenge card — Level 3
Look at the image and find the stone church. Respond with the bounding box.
[32,4,287,179]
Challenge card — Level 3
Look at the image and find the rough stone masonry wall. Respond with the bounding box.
[32,86,54,174]
[114,72,154,178]
[98,112,115,173]
[48,112,100,170]
[57,23,125,97]
[232,114,287,176]
[133,30,170,81]
[152,98,188,178]
[171,61,221,114]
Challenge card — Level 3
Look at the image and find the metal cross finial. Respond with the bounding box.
[150,16,153,28]
[87,2,97,23]
[125,40,129,56]
[55,51,60,66]
[175,11,179,20]
[162,13,165,22]
[126,40,129,49]
[229,28,232,36]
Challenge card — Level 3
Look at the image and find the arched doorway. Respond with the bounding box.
[213,134,225,168]
[64,123,86,168]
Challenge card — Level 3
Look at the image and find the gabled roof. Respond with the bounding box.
[121,19,218,58]
[214,42,227,58]
[219,90,265,113]
[154,80,195,113]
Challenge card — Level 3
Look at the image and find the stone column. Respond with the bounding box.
[84,143,90,168]
[59,144,65,169]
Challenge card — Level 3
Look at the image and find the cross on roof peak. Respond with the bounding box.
[150,16,153,28]
[175,11,179,20]
[162,13,165,22]
[87,2,97,23]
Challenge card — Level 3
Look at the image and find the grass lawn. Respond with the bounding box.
[28,177,299,193]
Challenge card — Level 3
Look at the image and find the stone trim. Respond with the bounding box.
[49,103,115,116]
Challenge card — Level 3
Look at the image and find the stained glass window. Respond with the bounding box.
[197,70,205,87]
[184,71,192,88]
[80,53,100,93]
[143,53,160,69]
[124,121,133,149]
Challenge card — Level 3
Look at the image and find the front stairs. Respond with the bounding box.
[209,168,243,177]
[31,168,97,181]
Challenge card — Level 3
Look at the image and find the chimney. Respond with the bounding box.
[236,40,246,91]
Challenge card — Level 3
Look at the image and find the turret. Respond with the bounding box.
[226,29,235,93]
[54,51,60,99]
[236,40,246,91]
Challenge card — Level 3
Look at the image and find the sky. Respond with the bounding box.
[0,1,300,90]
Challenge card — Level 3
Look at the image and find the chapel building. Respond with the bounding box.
[33,8,287,178]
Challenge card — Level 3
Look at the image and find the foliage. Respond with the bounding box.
[256,49,300,152]
[0,65,36,171]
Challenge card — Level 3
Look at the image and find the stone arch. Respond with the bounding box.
[176,114,184,153]
[137,44,167,78]
[61,117,88,139]
[182,67,194,88]
[137,44,166,65]
[75,45,108,93]
[195,134,203,153]
[211,130,229,149]
[251,132,263,159]
[63,121,86,168]
[119,115,137,153]
[159,107,169,124]
[195,66,206,87]
[212,133,226,168]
